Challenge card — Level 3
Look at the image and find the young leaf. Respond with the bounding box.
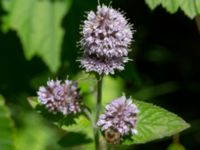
[123,100,190,144]
[1,0,72,72]
[0,96,15,150]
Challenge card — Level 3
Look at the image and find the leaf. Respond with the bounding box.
[195,0,200,14]
[145,0,162,10]
[145,0,200,19]
[27,96,38,109]
[180,0,197,19]
[58,132,92,147]
[62,115,93,138]
[1,0,72,72]
[15,113,61,150]
[62,115,94,147]
[0,95,15,150]
[123,100,190,144]
[161,0,183,13]
[27,97,77,126]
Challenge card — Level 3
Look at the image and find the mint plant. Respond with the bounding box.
[28,3,190,150]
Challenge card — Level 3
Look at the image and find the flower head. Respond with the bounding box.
[80,54,128,75]
[37,79,81,115]
[79,4,134,75]
[97,96,139,143]
[81,5,133,57]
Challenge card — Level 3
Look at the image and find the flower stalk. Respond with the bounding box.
[95,76,103,150]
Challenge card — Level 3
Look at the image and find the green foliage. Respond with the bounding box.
[0,96,15,150]
[58,132,92,147]
[1,0,72,72]
[167,143,186,150]
[123,100,190,144]
[28,96,93,147]
[15,113,62,150]
[145,0,200,19]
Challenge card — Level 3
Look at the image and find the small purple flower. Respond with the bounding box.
[79,4,134,75]
[80,54,128,75]
[37,79,81,115]
[81,5,133,57]
[97,96,139,143]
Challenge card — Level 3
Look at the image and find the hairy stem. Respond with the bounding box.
[95,76,103,150]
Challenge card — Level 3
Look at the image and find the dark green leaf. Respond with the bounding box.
[62,115,93,141]
[123,100,190,144]
[58,132,93,147]
[27,97,77,126]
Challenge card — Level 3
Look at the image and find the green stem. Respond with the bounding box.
[95,76,103,150]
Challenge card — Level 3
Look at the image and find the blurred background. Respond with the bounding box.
[0,0,200,150]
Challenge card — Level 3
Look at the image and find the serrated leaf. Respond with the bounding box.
[1,0,72,72]
[180,0,197,19]
[145,0,162,10]
[58,132,92,147]
[161,0,183,13]
[123,100,190,144]
[145,0,200,19]
[0,96,15,150]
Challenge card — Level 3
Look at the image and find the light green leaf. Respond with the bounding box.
[15,113,61,150]
[180,0,197,19]
[161,0,183,13]
[123,100,190,144]
[1,0,72,72]
[145,0,162,10]
[195,0,200,14]
[145,0,200,19]
[27,96,38,109]
[0,96,15,150]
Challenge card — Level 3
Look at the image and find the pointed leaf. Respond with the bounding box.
[161,0,183,13]
[180,0,197,19]
[145,0,200,19]
[145,0,162,10]
[1,0,72,72]
[0,96,15,150]
[123,100,190,144]
[27,96,38,109]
